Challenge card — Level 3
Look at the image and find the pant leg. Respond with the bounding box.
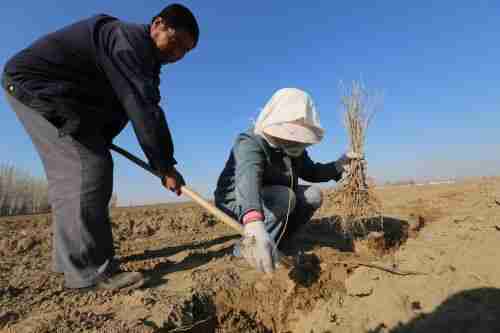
[279,185,323,243]
[5,93,114,288]
[260,185,296,242]
[229,185,296,256]
[60,134,115,288]
[52,212,65,273]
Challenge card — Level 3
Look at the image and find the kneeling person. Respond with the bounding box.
[214,88,362,273]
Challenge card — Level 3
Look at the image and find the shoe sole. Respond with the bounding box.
[68,276,146,293]
[120,277,146,292]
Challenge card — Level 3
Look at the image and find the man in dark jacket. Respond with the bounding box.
[2,4,199,291]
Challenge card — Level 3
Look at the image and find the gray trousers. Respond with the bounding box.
[6,93,113,288]
[231,185,323,255]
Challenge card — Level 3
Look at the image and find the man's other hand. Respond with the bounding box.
[162,167,185,196]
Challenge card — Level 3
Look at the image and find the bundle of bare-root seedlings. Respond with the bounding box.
[332,81,382,234]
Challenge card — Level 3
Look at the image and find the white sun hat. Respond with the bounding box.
[254,88,324,144]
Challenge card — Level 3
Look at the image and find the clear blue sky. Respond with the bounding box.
[1,1,499,205]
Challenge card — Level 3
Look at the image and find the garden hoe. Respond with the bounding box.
[110,144,429,277]
[110,144,294,269]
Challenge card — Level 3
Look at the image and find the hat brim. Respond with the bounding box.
[263,123,324,144]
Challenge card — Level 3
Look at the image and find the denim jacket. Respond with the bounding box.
[214,130,342,222]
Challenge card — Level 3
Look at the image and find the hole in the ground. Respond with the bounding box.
[288,252,321,287]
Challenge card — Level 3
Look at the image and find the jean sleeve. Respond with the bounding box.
[232,134,266,221]
[298,150,342,183]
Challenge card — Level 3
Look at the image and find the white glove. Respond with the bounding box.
[240,221,277,273]
[334,151,365,174]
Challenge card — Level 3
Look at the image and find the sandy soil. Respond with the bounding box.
[1,177,499,332]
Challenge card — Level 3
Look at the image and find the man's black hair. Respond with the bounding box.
[153,4,199,47]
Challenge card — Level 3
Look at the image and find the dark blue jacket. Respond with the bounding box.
[2,14,175,174]
[214,131,342,222]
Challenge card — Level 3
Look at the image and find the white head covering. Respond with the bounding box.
[254,88,324,144]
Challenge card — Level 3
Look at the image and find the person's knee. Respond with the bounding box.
[262,185,297,218]
[303,186,323,210]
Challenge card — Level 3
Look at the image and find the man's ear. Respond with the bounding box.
[165,26,176,37]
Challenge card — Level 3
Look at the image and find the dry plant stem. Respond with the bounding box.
[333,82,382,232]
[333,260,428,276]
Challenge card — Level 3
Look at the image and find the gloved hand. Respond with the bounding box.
[334,151,365,174]
[240,221,277,273]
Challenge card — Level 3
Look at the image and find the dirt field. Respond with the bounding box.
[1,177,499,332]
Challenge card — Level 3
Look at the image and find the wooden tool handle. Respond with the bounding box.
[110,144,244,235]
[180,186,244,234]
